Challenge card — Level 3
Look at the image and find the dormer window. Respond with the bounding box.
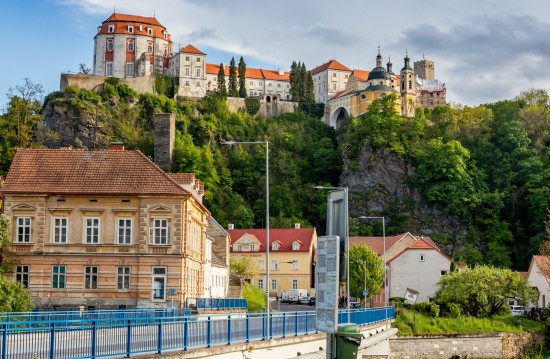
[237,244,242,251]
[250,244,255,251]
[272,242,278,251]
[139,25,143,32]
[147,27,153,35]
[128,25,133,33]
[108,25,114,33]
[292,242,299,251]
[163,31,167,39]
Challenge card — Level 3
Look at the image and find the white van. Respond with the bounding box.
[287,289,308,304]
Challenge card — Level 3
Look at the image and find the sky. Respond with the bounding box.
[3,0,550,110]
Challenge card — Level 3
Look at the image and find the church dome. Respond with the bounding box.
[367,66,391,81]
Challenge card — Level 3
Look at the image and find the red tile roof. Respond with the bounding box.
[98,13,171,42]
[532,256,550,283]
[351,69,370,82]
[330,89,352,100]
[310,60,351,75]
[180,44,206,55]
[350,233,410,256]
[2,149,189,196]
[205,63,289,81]
[261,69,290,81]
[388,236,451,264]
[519,271,528,280]
[228,228,316,253]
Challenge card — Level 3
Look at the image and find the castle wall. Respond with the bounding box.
[60,74,155,94]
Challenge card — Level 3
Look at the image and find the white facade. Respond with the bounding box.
[527,256,550,308]
[311,60,352,104]
[388,248,451,303]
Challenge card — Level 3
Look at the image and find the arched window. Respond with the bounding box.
[107,41,113,52]
[127,42,134,52]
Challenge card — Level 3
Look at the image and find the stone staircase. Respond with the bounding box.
[227,273,242,298]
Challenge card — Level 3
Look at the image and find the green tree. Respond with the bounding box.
[228,57,238,97]
[349,243,384,301]
[300,63,308,101]
[230,255,260,284]
[304,72,314,102]
[0,275,33,312]
[238,56,247,98]
[435,265,538,317]
[289,61,299,101]
[217,63,227,96]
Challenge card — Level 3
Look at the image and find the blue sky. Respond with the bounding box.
[3,0,550,110]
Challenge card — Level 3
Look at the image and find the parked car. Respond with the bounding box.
[350,302,361,309]
[510,305,524,316]
[308,297,316,306]
[299,296,310,305]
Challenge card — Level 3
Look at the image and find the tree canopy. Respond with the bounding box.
[228,57,238,97]
[238,56,247,98]
[216,63,227,96]
[349,243,384,300]
[230,255,260,283]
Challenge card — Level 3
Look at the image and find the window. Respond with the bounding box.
[147,27,153,35]
[258,260,265,271]
[250,244,255,251]
[291,260,298,270]
[292,279,298,289]
[196,58,201,62]
[84,218,100,244]
[127,42,134,52]
[440,270,448,276]
[408,81,412,90]
[345,75,348,79]
[85,266,98,289]
[185,81,190,86]
[127,25,133,33]
[332,73,336,78]
[117,266,131,290]
[16,265,29,287]
[271,260,279,271]
[52,217,68,244]
[332,83,336,90]
[420,254,425,262]
[196,68,201,77]
[272,242,278,250]
[185,56,190,61]
[268,83,272,87]
[117,218,132,244]
[106,62,113,77]
[147,44,153,53]
[277,84,281,88]
[292,242,299,251]
[16,217,31,243]
[108,25,114,33]
[126,63,134,77]
[152,267,166,301]
[271,279,277,290]
[185,67,190,76]
[52,265,66,289]
[250,81,253,85]
[196,81,201,87]
[258,279,264,290]
[107,41,114,52]
[151,219,169,245]
[237,244,242,251]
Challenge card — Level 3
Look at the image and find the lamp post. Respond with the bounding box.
[351,260,367,307]
[223,140,270,339]
[314,186,350,323]
[358,216,387,322]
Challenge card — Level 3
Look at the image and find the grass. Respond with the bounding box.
[394,308,546,336]
[242,282,266,312]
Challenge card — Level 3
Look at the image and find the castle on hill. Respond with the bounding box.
[62,12,446,128]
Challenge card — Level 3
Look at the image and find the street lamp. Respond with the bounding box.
[350,260,367,307]
[223,140,270,339]
[358,216,387,322]
[314,186,350,323]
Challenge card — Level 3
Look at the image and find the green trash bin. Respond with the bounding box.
[335,323,363,359]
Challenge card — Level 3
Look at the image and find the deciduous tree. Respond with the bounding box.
[230,256,260,284]
[349,243,384,300]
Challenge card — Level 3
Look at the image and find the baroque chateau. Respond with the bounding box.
[65,12,447,127]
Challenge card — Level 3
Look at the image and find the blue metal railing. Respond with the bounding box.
[185,298,248,311]
[0,306,393,359]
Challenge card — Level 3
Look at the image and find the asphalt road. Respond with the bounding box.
[271,300,315,312]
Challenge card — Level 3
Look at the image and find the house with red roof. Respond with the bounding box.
[227,226,317,296]
[310,59,352,104]
[526,256,550,307]
[351,233,453,304]
[0,146,210,309]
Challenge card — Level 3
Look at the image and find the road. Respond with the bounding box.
[272,300,315,312]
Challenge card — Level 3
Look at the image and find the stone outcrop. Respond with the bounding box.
[341,144,464,253]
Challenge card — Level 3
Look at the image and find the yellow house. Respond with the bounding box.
[227,227,317,296]
[0,146,209,309]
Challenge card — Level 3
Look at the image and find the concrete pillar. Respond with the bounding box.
[152,113,175,171]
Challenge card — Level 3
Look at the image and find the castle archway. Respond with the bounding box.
[330,107,350,129]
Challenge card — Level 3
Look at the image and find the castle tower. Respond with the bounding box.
[386,56,393,74]
[376,46,383,68]
[400,51,415,117]
[414,55,434,80]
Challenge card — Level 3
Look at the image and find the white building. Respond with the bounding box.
[527,255,550,308]
[310,60,352,104]
[204,217,230,298]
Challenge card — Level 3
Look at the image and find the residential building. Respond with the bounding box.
[93,13,173,78]
[350,233,452,304]
[169,44,207,98]
[310,60,352,104]
[227,226,317,296]
[1,146,209,309]
[205,217,230,298]
[526,255,550,308]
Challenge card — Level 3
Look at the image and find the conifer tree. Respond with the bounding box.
[289,61,299,101]
[238,56,247,98]
[217,63,227,96]
[305,72,315,102]
[300,62,308,101]
[228,57,238,97]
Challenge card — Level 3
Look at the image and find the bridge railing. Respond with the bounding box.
[0,306,393,359]
[185,298,248,311]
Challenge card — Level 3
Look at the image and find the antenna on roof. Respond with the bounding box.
[113,5,115,13]
[154,10,156,18]
[188,33,191,45]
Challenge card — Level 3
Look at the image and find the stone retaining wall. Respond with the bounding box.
[387,333,544,359]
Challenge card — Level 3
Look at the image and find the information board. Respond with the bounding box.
[315,235,340,334]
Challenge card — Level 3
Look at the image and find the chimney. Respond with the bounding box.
[294,223,300,229]
[278,68,284,76]
[152,113,176,171]
[108,142,125,151]
[228,223,235,230]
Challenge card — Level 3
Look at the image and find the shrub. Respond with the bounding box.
[298,102,325,118]
[116,84,138,99]
[244,98,260,116]
[430,303,440,318]
[449,303,462,317]
[105,77,120,86]
[155,75,179,98]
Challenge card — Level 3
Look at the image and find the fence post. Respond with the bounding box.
[183,317,188,351]
[126,320,132,357]
[305,312,308,335]
[91,318,97,359]
[245,314,250,343]
[49,321,55,359]
[294,312,298,336]
[157,318,163,354]
[1,324,7,359]
[282,313,286,338]
[207,316,212,348]
[262,313,266,340]
[227,314,231,345]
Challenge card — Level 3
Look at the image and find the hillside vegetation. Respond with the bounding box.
[1,79,549,270]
